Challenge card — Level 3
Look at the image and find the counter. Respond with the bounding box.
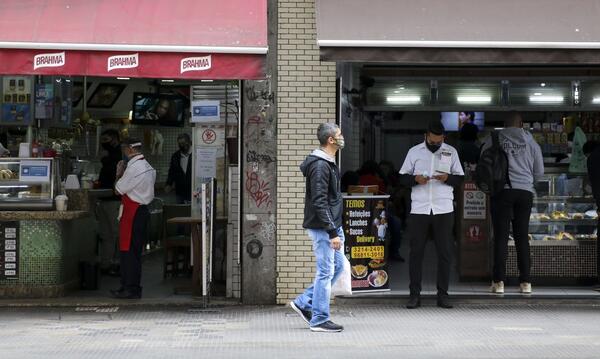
[0,206,96,298]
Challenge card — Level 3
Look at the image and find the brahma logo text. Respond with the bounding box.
[108,53,139,72]
[180,55,211,73]
[34,52,65,70]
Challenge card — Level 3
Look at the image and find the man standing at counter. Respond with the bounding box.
[165,133,192,203]
[399,120,464,309]
[290,123,345,333]
[111,138,156,299]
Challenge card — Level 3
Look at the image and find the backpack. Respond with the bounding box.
[475,131,511,195]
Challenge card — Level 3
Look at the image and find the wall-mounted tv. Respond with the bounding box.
[132,92,188,127]
[441,111,485,132]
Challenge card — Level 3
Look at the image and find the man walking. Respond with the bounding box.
[111,138,156,299]
[485,113,544,295]
[290,123,346,333]
[399,120,464,309]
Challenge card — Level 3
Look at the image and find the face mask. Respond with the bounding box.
[426,136,443,153]
[334,137,345,150]
[179,144,190,153]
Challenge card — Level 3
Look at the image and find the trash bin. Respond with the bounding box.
[79,261,99,290]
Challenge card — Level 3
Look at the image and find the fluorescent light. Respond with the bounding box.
[533,92,542,96]
[540,83,546,87]
[393,90,400,94]
[201,80,214,83]
[456,95,492,104]
[592,97,600,104]
[117,77,130,80]
[529,95,564,103]
[386,95,421,104]
[161,79,175,83]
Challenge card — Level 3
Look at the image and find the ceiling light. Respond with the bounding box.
[592,97,600,104]
[117,77,130,80]
[161,79,175,83]
[540,83,546,87]
[201,80,214,83]
[529,95,564,103]
[386,95,421,104]
[533,92,542,96]
[393,90,400,94]
[456,95,492,104]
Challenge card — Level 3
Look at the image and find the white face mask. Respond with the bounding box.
[335,137,345,149]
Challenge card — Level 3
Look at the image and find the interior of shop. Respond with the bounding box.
[339,63,600,296]
[0,75,241,301]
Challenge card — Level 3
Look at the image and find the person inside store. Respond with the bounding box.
[483,112,544,295]
[379,160,407,262]
[340,170,360,192]
[583,140,600,291]
[358,160,387,194]
[457,122,480,168]
[97,129,123,276]
[290,123,346,333]
[98,129,122,189]
[165,133,193,204]
[111,138,156,299]
[399,120,464,309]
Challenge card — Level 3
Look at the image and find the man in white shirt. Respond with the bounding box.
[399,120,464,309]
[111,138,156,299]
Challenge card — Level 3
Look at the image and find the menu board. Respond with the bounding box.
[0,221,19,279]
[343,195,390,292]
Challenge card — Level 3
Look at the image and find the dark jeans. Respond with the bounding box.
[407,212,454,296]
[388,214,403,255]
[491,189,534,283]
[120,206,149,295]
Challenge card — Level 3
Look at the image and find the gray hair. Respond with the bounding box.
[317,123,339,145]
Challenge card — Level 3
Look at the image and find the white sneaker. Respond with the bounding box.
[490,281,504,294]
[520,282,532,294]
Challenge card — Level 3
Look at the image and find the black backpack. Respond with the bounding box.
[475,131,511,195]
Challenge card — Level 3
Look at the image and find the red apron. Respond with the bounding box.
[119,194,140,252]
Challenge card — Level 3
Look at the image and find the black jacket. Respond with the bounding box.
[587,148,600,208]
[166,150,192,200]
[300,150,343,238]
[98,145,122,189]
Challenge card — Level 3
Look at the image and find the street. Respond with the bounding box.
[0,303,599,358]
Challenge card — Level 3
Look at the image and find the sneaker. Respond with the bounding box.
[490,281,505,294]
[310,321,344,333]
[290,301,311,325]
[520,282,532,294]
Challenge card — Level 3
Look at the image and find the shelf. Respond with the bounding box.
[530,219,598,225]
[534,197,596,204]
[509,239,596,246]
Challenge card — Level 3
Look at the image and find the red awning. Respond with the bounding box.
[0,0,267,79]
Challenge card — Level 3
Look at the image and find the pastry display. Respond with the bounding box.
[551,210,569,220]
[0,169,16,180]
[557,232,575,241]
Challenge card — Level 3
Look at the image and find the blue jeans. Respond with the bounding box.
[294,227,345,327]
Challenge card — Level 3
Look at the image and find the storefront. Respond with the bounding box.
[0,0,269,302]
[316,0,600,293]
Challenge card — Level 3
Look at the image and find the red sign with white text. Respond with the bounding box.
[0,50,265,79]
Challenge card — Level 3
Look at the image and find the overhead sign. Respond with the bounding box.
[181,55,212,73]
[108,53,139,71]
[34,51,65,70]
[192,100,221,123]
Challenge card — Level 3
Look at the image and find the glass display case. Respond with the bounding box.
[0,158,58,210]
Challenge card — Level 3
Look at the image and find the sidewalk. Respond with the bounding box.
[0,303,599,358]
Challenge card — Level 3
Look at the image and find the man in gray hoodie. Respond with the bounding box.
[482,113,544,294]
[290,123,346,333]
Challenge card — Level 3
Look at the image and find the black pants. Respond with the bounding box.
[120,205,149,294]
[491,189,533,283]
[407,212,454,296]
[597,218,600,282]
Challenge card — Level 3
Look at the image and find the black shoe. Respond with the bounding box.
[290,301,312,325]
[310,321,344,333]
[109,287,125,297]
[437,296,453,309]
[111,291,141,299]
[406,296,421,309]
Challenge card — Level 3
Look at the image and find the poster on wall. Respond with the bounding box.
[463,182,487,220]
[343,195,390,292]
[0,221,19,280]
[2,77,32,125]
[195,147,218,179]
[35,83,54,120]
[191,100,221,123]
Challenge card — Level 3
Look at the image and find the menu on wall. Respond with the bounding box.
[343,195,390,292]
[0,222,19,280]
[2,77,32,125]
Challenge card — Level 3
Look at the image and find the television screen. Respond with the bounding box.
[132,92,188,127]
[441,111,485,132]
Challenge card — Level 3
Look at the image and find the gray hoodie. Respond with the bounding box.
[482,128,544,193]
